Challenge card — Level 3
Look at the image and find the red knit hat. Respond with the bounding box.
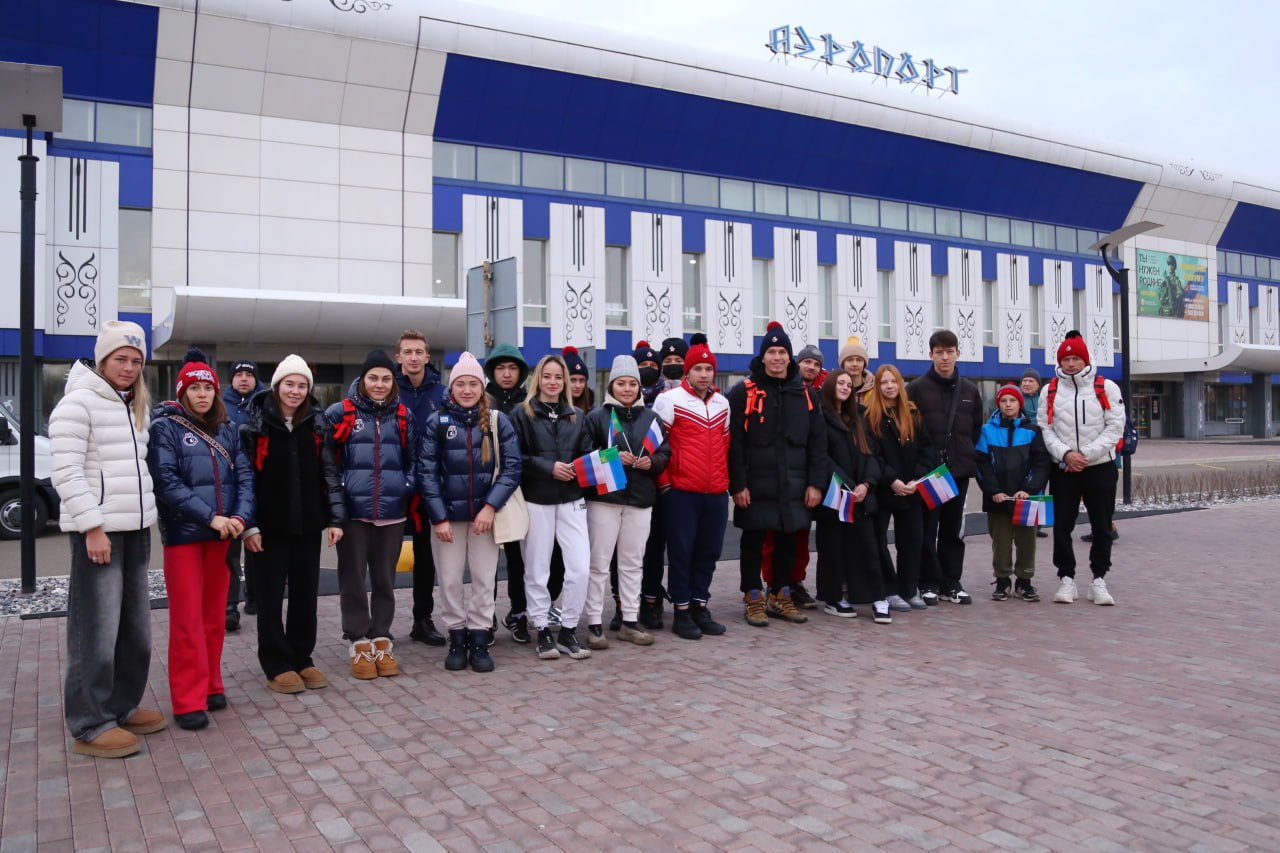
[176,347,220,397]
[996,384,1025,411]
[684,333,717,375]
[1056,331,1091,366]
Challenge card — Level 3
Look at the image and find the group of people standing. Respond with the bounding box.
[48,317,1124,759]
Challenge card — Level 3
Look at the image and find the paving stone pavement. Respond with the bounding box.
[2,500,1280,851]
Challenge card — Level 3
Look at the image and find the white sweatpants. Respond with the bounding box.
[430,522,499,632]
[523,500,590,630]
[585,502,652,624]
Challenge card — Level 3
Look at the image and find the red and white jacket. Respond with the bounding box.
[653,379,730,494]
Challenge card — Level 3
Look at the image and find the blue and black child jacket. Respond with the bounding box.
[974,411,1052,514]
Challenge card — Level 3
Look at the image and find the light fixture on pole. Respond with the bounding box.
[1,62,63,594]
[1088,221,1161,504]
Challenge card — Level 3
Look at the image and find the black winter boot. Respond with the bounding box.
[444,629,469,671]
[467,629,494,672]
[671,607,702,640]
[690,602,726,635]
[640,596,665,630]
[609,597,623,631]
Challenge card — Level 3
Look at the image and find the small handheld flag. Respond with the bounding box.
[609,409,630,452]
[574,446,628,495]
[822,473,857,524]
[641,418,664,456]
[1012,495,1054,527]
[916,463,959,510]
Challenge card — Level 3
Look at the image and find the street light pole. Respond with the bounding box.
[18,116,37,592]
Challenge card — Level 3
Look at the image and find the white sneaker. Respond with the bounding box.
[886,595,912,612]
[1087,577,1115,606]
[1053,576,1078,604]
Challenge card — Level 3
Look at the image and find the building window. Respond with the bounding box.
[1073,286,1085,331]
[721,179,753,211]
[1078,229,1099,254]
[1113,292,1122,353]
[961,212,985,241]
[879,269,893,341]
[820,264,835,337]
[684,174,718,207]
[605,246,628,325]
[1224,253,1241,276]
[936,209,961,238]
[646,169,682,203]
[820,192,848,223]
[851,196,879,227]
[983,279,996,345]
[118,209,151,311]
[683,253,703,331]
[433,142,475,180]
[606,163,644,199]
[565,158,604,194]
[932,275,946,331]
[987,217,1010,244]
[1033,222,1055,249]
[1242,255,1257,277]
[909,205,935,234]
[60,99,94,142]
[522,152,563,190]
[95,103,152,148]
[523,239,547,323]
[432,232,459,298]
[880,201,907,231]
[476,147,519,185]
[1257,257,1272,279]
[1029,284,1042,348]
[753,258,772,335]
[1011,219,1034,247]
[788,188,819,219]
[1056,226,1078,254]
[755,183,787,216]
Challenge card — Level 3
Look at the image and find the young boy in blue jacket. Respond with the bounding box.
[975,385,1052,601]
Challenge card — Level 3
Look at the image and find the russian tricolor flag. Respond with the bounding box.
[641,418,664,456]
[916,464,959,510]
[1013,495,1054,527]
[823,473,856,524]
[574,446,628,495]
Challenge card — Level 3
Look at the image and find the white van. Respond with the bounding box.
[0,406,58,539]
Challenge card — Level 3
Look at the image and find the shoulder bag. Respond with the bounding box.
[489,411,530,545]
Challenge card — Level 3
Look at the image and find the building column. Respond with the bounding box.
[1181,372,1205,440]
[1250,373,1273,438]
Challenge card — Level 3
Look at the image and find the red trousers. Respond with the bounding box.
[760,529,810,585]
[163,540,231,714]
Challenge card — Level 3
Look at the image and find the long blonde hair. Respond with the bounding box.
[130,375,151,431]
[523,355,575,421]
[865,364,916,444]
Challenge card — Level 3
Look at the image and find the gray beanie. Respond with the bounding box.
[1020,367,1042,385]
[796,344,824,367]
[608,355,641,388]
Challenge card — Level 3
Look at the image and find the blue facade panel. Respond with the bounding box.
[1219,202,1280,257]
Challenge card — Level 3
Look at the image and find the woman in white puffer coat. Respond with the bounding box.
[49,320,163,760]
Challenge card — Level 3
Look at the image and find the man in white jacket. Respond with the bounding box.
[1038,331,1125,606]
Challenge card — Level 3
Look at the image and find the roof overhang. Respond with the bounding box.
[1133,343,1280,377]
[151,287,467,351]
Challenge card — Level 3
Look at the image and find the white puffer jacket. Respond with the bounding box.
[49,361,157,533]
[1037,364,1126,468]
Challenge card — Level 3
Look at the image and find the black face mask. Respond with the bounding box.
[639,367,660,386]
[661,364,684,380]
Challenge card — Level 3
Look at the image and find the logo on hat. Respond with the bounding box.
[125,335,142,348]
[190,369,215,383]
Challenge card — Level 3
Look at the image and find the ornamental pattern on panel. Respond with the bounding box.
[846,299,870,342]
[1004,312,1025,361]
[564,281,594,342]
[718,291,743,349]
[54,252,99,330]
[645,286,672,340]
[280,0,393,12]
[956,308,976,353]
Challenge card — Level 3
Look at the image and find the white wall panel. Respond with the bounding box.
[835,234,878,359]
[260,179,340,221]
[1226,281,1250,345]
[946,247,982,363]
[339,259,401,296]
[260,114,337,148]
[1042,259,1073,366]
[189,212,260,254]
[338,186,403,227]
[893,241,932,360]
[548,203,606,350]
[259,254,337,293]
[1257,286,1279,346]
[772,227,819,352]
[628,212,683,345]
[46,156,118,336]
[260,141,338,184]
[461,195,524,344]
[704,220,753,355]
[189,173,260,216]
[340,223,401,263]
[340,149,402,191]
[261,73,344,124]
[259,216,337,258]
[1082,264,1115,368]
[188,249,259,290]
[189,133,260,178]
[996,252,1031,364]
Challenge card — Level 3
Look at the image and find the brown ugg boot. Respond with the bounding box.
[71,727,139,759]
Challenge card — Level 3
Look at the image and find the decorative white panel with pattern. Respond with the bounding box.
[996,252,1031,364]
[1083,264,1115,368]
[47,156,120,337]
[704,220,753,355]
[946,247,982,363]
[629,212,683,345]
[1257,285,1279,346]
[1226,280,1251,346]
[1042,259,1073,366]
[461,194,524,344]
[548,202,605,350]
[894,241,932,360]
[771,227,819,352]
[835,234,878,359]
[0,138,48,332]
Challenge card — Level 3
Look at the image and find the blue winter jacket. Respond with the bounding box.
[418,401,522,524]
[222,382,265,427]
[147,402,255,546]
[324,393,418,522]
[974,410,1052,514]
[396,363,446,435]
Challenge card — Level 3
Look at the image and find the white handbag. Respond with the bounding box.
[489,411,530,545]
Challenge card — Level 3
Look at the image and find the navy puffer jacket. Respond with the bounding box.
[147,402,255,546]
[419,401,522,524]
[324,393,418,522]
[222,382,264,427]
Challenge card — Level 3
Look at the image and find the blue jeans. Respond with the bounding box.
[64,529,153,742]
[663,490,728,607]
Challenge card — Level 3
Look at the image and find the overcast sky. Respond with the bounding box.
[472,0,1277,185]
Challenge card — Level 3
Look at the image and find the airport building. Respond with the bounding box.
[3,0,1280,438]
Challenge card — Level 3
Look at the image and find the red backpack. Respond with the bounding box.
[330,397,410,450]
[1045,376,1137,456]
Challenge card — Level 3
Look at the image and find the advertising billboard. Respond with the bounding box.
[1136,249,1208,321]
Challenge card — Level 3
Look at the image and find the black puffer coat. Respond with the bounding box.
[509,399,593,505]
[582,394,670,508]
[419,401,522,523]
[323,393,417,522]
[818,404,881,519]
[906,367,985,479]
[725,360,828,532]
[240,393,345,535]
[873,404,939,510]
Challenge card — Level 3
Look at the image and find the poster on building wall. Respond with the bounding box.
[1136,249,1208,321]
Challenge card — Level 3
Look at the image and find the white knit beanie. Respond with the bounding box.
[271,354,313,389]
[94,320,147,365]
